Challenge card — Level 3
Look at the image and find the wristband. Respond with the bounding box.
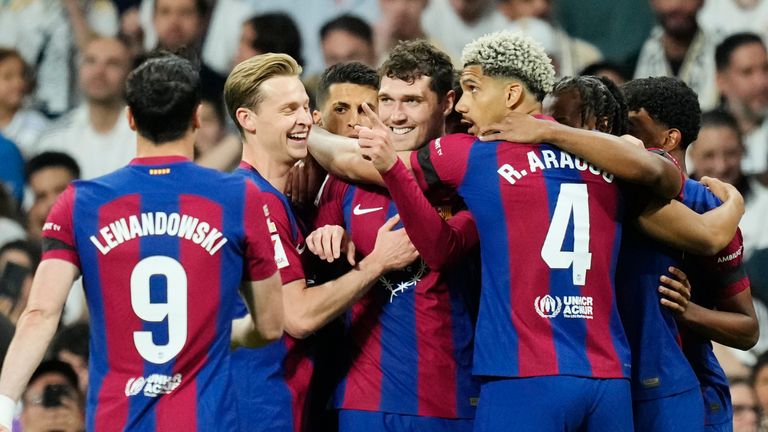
[0,394,14,430]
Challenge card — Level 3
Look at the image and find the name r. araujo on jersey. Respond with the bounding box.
[498,149,615,185]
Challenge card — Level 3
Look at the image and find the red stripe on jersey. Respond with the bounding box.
[94,194,143,431]
[502,147,558,376]
[579,172,623,377]
[342,295,385,410]
[283,337,314,432]
[155,195,223,430]
[415,271,457,417]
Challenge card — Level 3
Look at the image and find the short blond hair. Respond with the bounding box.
[461,30,555,101]
[224,53,302,133]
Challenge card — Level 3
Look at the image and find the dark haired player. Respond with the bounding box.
[0,53,285,431]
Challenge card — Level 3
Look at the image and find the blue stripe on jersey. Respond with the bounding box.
[447,265,479,417]
[235,167,299,240]
[541,146,591,375]
[460,141,517,376]
[378,201,418,413]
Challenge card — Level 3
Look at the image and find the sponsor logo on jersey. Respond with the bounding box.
[353,204,384,216]
[717,245,743,264]
[124,373,182,397]
[379,258,428,302]
[535,295,594,319]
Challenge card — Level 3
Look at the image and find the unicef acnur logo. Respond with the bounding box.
[534,295,562,318]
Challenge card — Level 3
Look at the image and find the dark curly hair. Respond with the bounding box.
[551,75,628,136]
[379,39,454,101]
[622,76,701,149]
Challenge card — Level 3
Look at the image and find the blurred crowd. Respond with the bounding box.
[3,0,768,430]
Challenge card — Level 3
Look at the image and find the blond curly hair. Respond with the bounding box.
[461,30,555,101]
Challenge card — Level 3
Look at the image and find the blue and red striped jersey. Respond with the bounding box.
[316,175,479,419]
[615,220,699,400]
[680,179,750,426]
[411,130,631,379]
[41,156,277,432]
[230,161,314,432]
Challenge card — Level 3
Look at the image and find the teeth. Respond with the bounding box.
[288,132,308,140]
[390,127,414,135]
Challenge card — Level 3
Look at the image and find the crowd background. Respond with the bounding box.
[1,0,768,430]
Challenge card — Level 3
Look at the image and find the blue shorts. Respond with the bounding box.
[474,376,632,432]
[338,409,473,432]
[633,387,705,431]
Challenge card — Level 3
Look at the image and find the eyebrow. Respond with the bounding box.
[460,77,479,86]
[332,101,351,108]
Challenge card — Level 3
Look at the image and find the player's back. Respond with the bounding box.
[64,157,253,431]
[429,134,629,379]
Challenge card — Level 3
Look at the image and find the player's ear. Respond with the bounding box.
[126,106,137,131]
[663,128,682,152]
[505,82,523,109]
[441,89,456,117]
[192,103,202,130]
[236,107,258,134]
[312,110,323,126]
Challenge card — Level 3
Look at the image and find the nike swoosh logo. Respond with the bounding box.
[296,243,306,254]
[353,204,384,216]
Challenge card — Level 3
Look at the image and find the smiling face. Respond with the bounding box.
[378,75,448,150]
[250,75,312,165]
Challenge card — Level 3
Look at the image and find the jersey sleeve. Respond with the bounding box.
[263,193,306,285]
[706,228,749,300]
[243,182,279,281]
[41,185,80,269]
[648,148,685,200]
[382,158,479,270]
[411,133,475,191]
[314,175,348,228]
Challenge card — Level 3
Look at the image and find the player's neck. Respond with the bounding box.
[670,148,688,178]
[136,133,194,160]
[241,140,293,193]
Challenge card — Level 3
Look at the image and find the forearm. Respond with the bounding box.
[0,308,62,401]
[696,197,743,253]
[382,159,476,269]
[284,257,385,338]
[679,302,758,350]
[543,122,681,198]
[63,0,95,53]
[308,128,382,184]
[231,317,271,349]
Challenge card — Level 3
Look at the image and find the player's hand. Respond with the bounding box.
[477,112,549,143]
[700,176,745,214]
[370,214,419,272]
[659,266,692,317]
[285,157,326,208]
[357,103,398,173]
[306,225,356,265]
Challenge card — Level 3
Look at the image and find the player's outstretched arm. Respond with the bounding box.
[232,272,284,349]
[660,266,758,350]
[282,215,418,339]
[307,105,413,186]
[636,177,744,255]
[479,113,683,199]
[0,259,78,431]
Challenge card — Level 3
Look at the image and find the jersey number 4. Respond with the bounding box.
[541,183,593,286]
[130,256,188,364]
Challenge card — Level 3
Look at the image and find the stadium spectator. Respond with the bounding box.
[579,61,631,85]
[35,37,135,180]
[730,377,762,432]
[320,15,377,68]
[0,187,24,249]
[0,133,23,207]
[0,49,48,158]
[0,0,118,117]
[752,352,768,416]
[194,94,235,160]
[18,360,84,432]
[374,0,429,60]
[0,240,40,326]
[25,153,80,242]
[699,0,768,40]
[715,32,768,176]
[634,0,719,110]
[233,13,304,68]
[421,0,509,66]
[50,323,89,396]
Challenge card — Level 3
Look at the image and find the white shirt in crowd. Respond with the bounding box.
[699,0,768,39]
[35,105,135,180]
[1,109,49,159]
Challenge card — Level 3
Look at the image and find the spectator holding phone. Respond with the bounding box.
[0,241,39,325]
[19,360,84,432]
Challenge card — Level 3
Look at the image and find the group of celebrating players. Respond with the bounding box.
[0,28,756,432]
